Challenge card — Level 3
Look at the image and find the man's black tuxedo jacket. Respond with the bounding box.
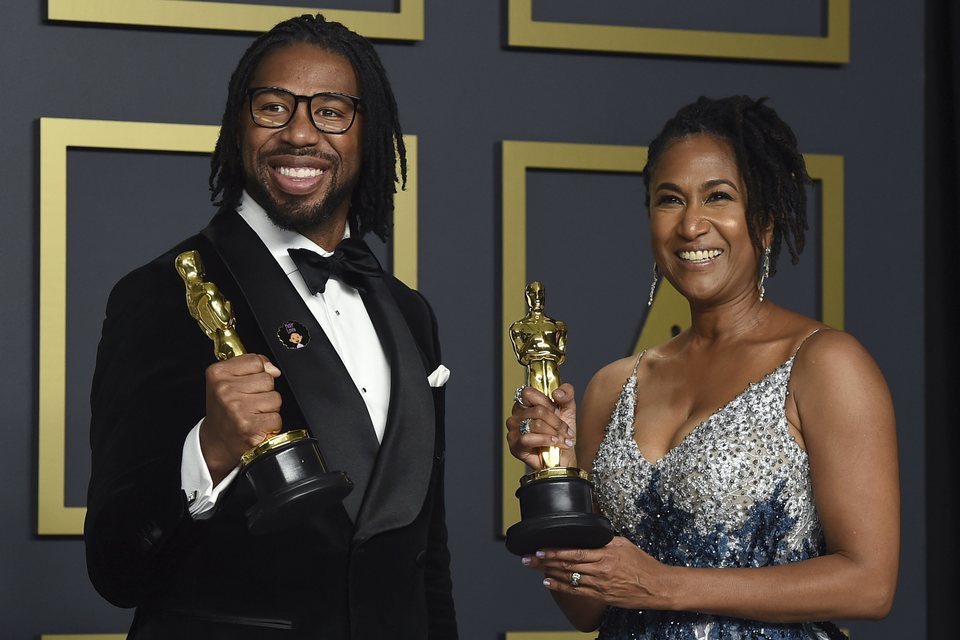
[85,210,457,639]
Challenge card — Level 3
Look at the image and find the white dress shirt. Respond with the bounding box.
[182,192,392,518]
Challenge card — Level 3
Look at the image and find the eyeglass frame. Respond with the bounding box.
[246,86,363,134]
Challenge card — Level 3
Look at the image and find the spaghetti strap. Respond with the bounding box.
[792,328,824,359]
[631,351,646,377]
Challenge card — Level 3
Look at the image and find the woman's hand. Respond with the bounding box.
[523,537,677,611]
[505,383,578,470]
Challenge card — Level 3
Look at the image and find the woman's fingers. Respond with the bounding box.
[518,538,668,610]
[522,549,599,596]
[506,413,574,457]
[514,386,553,411]
[506,386,578,468]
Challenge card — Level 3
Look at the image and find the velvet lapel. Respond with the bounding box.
[352,266,436,544]
[202,210,379,522]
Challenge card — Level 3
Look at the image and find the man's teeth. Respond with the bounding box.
[679,249,723,261]
[277,166,324,178]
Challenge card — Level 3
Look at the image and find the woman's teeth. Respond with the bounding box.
[679,249,722,261]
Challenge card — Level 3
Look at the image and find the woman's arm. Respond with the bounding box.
[533,330,900,622]
[528,359,636,631]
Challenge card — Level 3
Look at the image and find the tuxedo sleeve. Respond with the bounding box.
[426,434,457,640]
[417,292,458,639]
[85,258,215,607]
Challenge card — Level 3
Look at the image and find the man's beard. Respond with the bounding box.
[246,151,358,238]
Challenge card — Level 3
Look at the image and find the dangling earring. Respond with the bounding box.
[758,247,771,302]
[647,263,659,307]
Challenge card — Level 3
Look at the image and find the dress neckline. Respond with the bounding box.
[626,354,796,467]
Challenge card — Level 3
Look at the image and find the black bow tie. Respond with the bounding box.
[288,238,383,294]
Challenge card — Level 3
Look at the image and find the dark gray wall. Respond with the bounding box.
[0,2,925,638]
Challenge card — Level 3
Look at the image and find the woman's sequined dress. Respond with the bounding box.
[591,353,846,640]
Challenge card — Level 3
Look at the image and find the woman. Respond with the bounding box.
[506,96,899,639]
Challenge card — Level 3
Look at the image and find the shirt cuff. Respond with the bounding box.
[181,418,240,520]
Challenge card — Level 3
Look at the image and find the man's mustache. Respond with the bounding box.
[263,147,339,164]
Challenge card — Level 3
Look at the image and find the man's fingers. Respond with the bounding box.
[234,414,283,452]
[251,412,283,438]
[209,353,281,378]
[226,353,269,374]
[250,390,283,415]
[239,372,281,394]
[259,355,282,377]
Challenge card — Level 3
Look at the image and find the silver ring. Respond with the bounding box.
[514,385,529,407]
[570,571,582,588]
[518,418,531,435]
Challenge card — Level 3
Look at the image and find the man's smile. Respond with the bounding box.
[277,166,325,178]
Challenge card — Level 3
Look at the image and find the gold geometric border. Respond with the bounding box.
[804,154,845,329]
[47,0,424,40]
[37,118,417,535]
[500,141,650,535]
[507,0,849,64]
[500,141,844,535]
[393,142,419,288]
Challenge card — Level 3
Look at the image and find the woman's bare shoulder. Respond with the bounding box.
[582,356,638,414]
[794,326,874,370]
[590,355,638,386]
[790,327,889,406]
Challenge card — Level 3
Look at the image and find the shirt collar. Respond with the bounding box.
[236,191,350,275]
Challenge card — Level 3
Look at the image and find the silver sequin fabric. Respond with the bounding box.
[590,354,842,640]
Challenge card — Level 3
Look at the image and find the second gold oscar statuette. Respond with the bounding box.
[505,281,612,555]
[175,250,352,534]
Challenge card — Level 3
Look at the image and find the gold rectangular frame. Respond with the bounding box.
[805,154,845,329]
[500,141,844,534]
[38,117,417,535]
[47,0,424,40]
[508,0,849,63]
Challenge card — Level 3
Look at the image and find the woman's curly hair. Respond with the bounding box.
[643,96,810,276]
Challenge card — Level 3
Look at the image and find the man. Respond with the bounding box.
[85,14,457,639]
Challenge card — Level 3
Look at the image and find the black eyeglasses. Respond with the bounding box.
[247,87,362,134]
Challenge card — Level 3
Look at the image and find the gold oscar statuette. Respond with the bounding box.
[175,250,246,362]
[175,250,351,534]
[505,281,612,555]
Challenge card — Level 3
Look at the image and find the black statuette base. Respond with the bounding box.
[243,436,353,535]
[505,474,613,556]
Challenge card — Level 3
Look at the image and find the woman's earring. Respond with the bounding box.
[647,263,659,308]
[758,247,771,302]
